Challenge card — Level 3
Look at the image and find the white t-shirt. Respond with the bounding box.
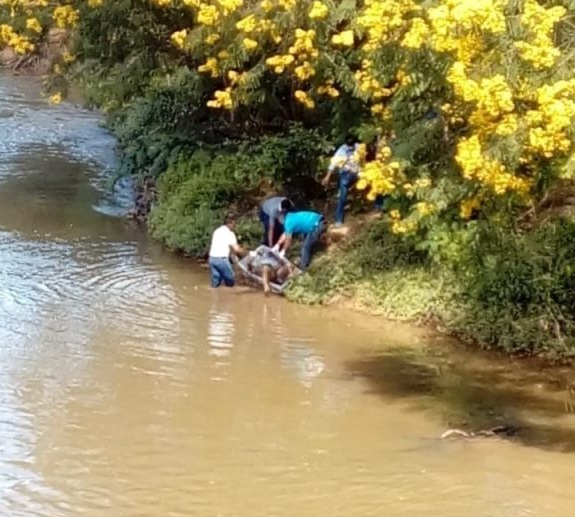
[209,225,238,258]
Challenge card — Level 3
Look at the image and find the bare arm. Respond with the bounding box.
[276,234,293,253]
[230,243,248,257]
[323,145,344,186]
[268,216,276,246]
[321,170,333,187]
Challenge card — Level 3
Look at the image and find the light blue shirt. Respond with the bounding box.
[260,196,286,224]
[328,143,361,174]
[284,211,322,236]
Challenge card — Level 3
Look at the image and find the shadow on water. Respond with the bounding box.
[343,344,575,453]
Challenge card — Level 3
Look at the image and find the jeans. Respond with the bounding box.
[300,219,326,270]
[335,170,358,224]
[259,209,284,247]
[209,257,235,288]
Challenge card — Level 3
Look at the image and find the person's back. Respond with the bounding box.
[208,213,246,288]
[259,196,293,246]
[209,224,237,259]
[284,211,322,236]
[260,196,285,217]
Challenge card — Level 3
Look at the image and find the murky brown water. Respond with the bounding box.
[2,73,575,516]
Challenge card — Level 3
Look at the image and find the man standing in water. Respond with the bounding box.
[208,213,249,288]
[273,209,326,271]
[259,196,293,247]
[321,134,363,226]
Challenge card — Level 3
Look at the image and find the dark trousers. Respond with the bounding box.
[259,210,284,247]
[300,218,327,270]
[335,170,358,224]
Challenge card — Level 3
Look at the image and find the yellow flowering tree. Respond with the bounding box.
[3,0,575,238]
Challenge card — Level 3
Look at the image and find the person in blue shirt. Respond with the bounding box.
[273,209,326,270]
[321,133,362,226]
[259,196,293,247]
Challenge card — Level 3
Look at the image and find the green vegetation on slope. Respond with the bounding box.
[288,216,575,359]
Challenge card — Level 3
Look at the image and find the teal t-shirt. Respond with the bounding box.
[284,211,322,235]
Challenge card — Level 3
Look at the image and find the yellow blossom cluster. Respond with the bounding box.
[308,1,327,20]
[294,89,314,109]
[316,80,339,98]
[455,135,530,195]
[1,23,34,54]
[207,88,233,109]
[525,81,575,158]
[5,0,575,228]
[459,196,481,220]
[356,0,416,51]
[53,5,79,29]
[265,54,294,74]
[426,0,505,61]
[514,0,566,70]
[170,29,188,49]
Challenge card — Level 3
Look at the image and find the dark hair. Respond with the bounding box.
[224,212,237,225]
[345,133,356,146]
[280,198,294,212]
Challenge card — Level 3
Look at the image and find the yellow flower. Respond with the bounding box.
[415,202,434,216]
[294,61,315,81]
[309,1,328,19]
[236,15,257,33]
[63,52,75,64]
[26,18,42,34]
[197,57,219,78]
[207,88,234,109]
[197,4,219,25]
[389,209,401,220]
[331,30,354,47]
[261,0,274,11]
[243,38,258,50]
[205,33,220,45]
[49,92,62,105]
[53,6,79,29]
[294,90,315,109]
[88,0,104,7]
[415,178,431,189]
[170,29,188,49]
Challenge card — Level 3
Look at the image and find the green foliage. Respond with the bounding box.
[146,126,330,256]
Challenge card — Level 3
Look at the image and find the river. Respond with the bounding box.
[1,73,575,516]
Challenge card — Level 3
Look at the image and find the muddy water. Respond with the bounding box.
[1,73,575,516]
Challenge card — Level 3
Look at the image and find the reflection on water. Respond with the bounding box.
[2,73,575,517]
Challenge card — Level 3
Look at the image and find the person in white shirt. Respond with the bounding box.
[208,213,247,288]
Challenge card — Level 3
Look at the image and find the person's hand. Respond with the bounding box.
[279,249,286,258]
[248,250,257,258]
[321,175,329,187]
[271,244,280,253]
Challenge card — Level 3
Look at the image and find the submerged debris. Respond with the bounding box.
[127,178,156,222]
[440,425,520,440]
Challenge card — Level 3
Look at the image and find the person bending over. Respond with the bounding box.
[274,210,326,271]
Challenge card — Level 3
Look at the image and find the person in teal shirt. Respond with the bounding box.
[273,210,326,270]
